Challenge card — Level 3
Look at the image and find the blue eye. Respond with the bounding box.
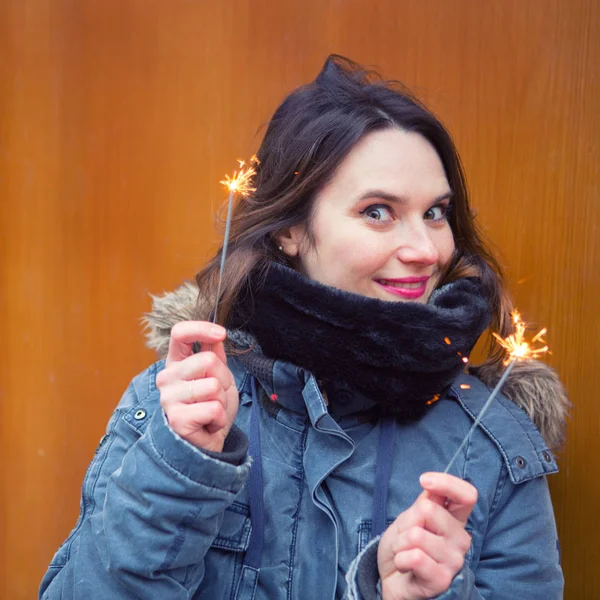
[361,204,394,223]
[424,204,450,221]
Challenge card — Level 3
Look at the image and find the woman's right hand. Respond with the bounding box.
[156,321,239,453]
[377,473,477,600]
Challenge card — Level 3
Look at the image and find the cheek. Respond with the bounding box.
[309,222,386,282]
[438,228,455,266]
[323,230,387,272]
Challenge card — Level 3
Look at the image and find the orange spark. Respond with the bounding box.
[462,357,469,364]
[426,394,441,406]
[460,384,471,390]
[493,310,549,366]
[220,155,259,195]
[444,337,451,345]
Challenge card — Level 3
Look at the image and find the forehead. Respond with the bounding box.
[325,128,450,199]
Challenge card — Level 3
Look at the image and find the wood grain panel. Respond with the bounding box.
[1,1,597,597]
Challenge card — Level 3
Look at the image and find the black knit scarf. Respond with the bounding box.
[231,263,491,422]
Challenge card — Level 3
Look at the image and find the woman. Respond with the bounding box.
[40,56,568,599]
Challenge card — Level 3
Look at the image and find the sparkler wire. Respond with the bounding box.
[444,359,517,474]
[212,189,235,324]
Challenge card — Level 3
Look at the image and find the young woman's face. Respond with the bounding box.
[280,128,455,303]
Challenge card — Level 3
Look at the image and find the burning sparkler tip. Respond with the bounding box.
[494,310,549,365]
[220,156,258,195]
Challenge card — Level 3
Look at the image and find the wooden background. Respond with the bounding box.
[1,1,598,597]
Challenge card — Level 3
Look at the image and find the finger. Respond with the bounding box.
[394,549,454,595]
[394,496,465,542]
[390,489,432,531]
[159,352,234,390]
[161,377,226,408]
[166,321,226,365]
[419,472,478,525]
[166,400,228,436]
[392,526,468,570]
[199,338,228,366]
[421,489,447,508]
[416,498,460,538]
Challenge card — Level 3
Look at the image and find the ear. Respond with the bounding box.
[275,225,305,257]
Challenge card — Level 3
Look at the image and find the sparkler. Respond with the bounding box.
[212,156,258,324]
[444,311,549,474]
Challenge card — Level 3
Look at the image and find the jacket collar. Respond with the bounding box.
[232,354,558,484]
[231,354,377,426]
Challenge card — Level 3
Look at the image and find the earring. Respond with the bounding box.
[278,245,283,251]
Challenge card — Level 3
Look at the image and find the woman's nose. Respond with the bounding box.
[395,224,439,266]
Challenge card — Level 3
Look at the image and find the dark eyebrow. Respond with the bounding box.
[356,189,454,204]
[433,191,454,203]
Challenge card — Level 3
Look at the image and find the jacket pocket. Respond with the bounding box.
[194,502,252,599]
[212,502,252,551]
[357,519,394,554]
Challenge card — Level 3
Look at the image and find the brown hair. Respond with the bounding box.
[196,55,513,370]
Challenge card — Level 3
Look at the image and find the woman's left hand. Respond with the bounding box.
[377,472,477,600]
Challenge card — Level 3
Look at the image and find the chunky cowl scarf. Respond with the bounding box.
[231,263,491,422]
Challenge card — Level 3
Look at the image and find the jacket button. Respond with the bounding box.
[515,456,526,469]
[542,451,553,462]
[134,409,147,420]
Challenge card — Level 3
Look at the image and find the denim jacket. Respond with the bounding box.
[40,353,564,599]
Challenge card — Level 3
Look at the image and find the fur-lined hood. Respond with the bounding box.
[142,283,569,452]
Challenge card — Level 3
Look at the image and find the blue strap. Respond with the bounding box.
[244,377,265,569]
[371,418,396,540]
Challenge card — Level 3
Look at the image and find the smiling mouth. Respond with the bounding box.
[377,279,426,289]
[375,278,431,299]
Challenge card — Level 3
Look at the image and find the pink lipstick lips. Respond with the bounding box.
[375,276,430,300]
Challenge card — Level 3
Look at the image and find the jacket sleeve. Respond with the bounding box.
[343,536,382,600]
[344,472,563,600]
[39,363,251,600]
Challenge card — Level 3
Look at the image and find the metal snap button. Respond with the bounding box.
[542,451,553,463]
[515,456,526,469]
[134,409,147,420]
